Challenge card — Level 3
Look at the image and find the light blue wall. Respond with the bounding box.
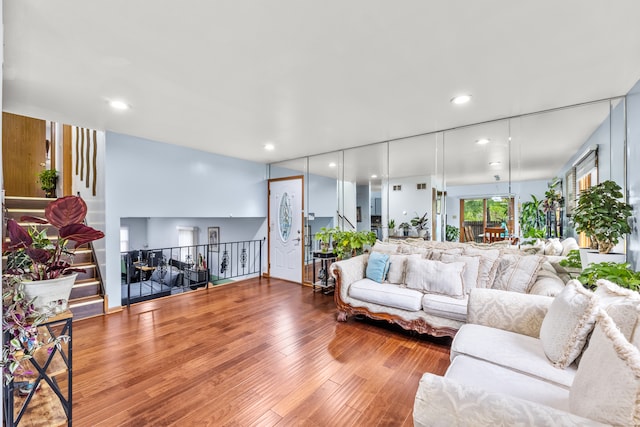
[105,132,268,309]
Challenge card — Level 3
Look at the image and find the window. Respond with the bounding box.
[177,226,197,262]
[393,185,402,191]
[574,149,598,247]
[120,227,129,252]
[416,183,427,190]
[459,197,514,242]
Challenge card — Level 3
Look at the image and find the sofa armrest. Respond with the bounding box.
[467,288,554,338]
[330,254,367,293]
[414,374,608,427]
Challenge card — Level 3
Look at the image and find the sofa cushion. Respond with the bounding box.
[371,241,400,254]
[539,280,599,368]
[462,247,500,288]
[440,253,480,295]
[422,294,468,322]
[528,268,566,296]
[405,257,465,298]
[492,254,545,294]
[349,278,423,311]
[544,238,564,256]
[451,323,577,388]
[365,251,389,283]
[560,237,580,257]
[570,310,640,426]
[446,355,570,412]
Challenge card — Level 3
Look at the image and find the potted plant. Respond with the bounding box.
[411,212,429,238]
[1,276,69,386]
[577,262,640,292]
[314,227,335,252]
[38,168,58,198]
[388,219,396,236]
[572,180,632,254]
[445,225,460,242]
[4,195,105,314]
[519,195,546,239]
[399,222,411,237]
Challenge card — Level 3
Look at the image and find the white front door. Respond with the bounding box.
[268,177,303,283]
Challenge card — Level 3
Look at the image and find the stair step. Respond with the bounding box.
[69,296,104,320]
[4,196,52,210]
[70,279,101,299]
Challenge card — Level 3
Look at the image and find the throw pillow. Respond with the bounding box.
[491,254,544,294]
[462,247,500,288]
[539,280,599,368]
[429,247,463,261]
[440,253,480,295]
[365,252,390,283]
[372,241,400,254]
[404,257,465,298]
[594,279,640,340]
[544,238,563,256]
[560,237,580,256]
[570,309,640,426]
[383,254,413,284]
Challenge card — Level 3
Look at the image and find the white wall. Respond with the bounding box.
[307,173,337,218]
[104,132,268,309]
[388,176,432,235]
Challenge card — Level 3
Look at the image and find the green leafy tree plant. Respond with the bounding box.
[519,195,546,238]
[38,169,58,198]
[577,262,640,292]
[572,180,632,254]
[445,225,460,242]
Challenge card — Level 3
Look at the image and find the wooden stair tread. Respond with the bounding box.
[69,295,104,307]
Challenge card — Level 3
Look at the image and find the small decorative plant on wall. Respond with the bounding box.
[571,180,632,254]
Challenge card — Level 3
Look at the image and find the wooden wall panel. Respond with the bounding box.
[2,112,47,197]
[63,124,73,196]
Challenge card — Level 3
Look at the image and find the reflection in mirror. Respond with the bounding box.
[306,151,342,283]
[388,134,439,240]
[343,143,388,242]
[509,100,612,244]
[444,120,512,243]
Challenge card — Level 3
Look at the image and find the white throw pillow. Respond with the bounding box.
[383,254,411,284]
[440,253,480,295]
[491,254,544,294]
[560,237,580,256]
[544,238,563,256]
[404,257,465,298]
[462,247,500,288]
[570,309,640,426]
[539,280,599,368]
[594,279,640,340]
[371,241,399,254]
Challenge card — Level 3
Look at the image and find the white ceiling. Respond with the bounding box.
[4,1,640,184]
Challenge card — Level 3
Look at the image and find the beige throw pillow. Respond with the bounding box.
[383,254,413,284]
[404,257,465,298]
[462,247,500,288]
[570,309,640,426]
[440,253,480,295]
[491,254,544,294]
[594,279,640,340]
[539,280,599,368]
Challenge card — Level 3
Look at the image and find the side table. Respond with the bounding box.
[312,251,336,294]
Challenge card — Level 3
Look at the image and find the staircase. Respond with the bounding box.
[3,196,105,320]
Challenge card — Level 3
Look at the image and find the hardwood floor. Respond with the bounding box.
[73,278,451,426]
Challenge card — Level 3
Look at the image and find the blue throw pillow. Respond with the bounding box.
[366,252,390,283]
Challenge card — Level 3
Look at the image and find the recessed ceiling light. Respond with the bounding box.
[476,138,490,145]
[329,162,336,168]
[451,94,472,105]
[109,100,130,110]
[489,161,501,166]
[264,143,275,151]
[371,174,377,179]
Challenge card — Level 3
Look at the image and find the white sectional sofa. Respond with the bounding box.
[413,279,640,426]
[330,238,569,338]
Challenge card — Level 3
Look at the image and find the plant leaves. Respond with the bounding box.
[6,219,33,249]
[59,224,105,248]
[45,196,87,228]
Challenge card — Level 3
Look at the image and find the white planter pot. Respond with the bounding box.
[22,273,78,315]
[579,249,626,267]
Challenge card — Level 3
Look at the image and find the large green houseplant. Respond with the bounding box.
[571,180,632,254]
[519,195,545,239]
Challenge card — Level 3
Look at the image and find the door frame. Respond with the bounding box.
[267,175,305,282]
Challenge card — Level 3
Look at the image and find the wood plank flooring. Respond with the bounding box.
[72,278,452,426]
